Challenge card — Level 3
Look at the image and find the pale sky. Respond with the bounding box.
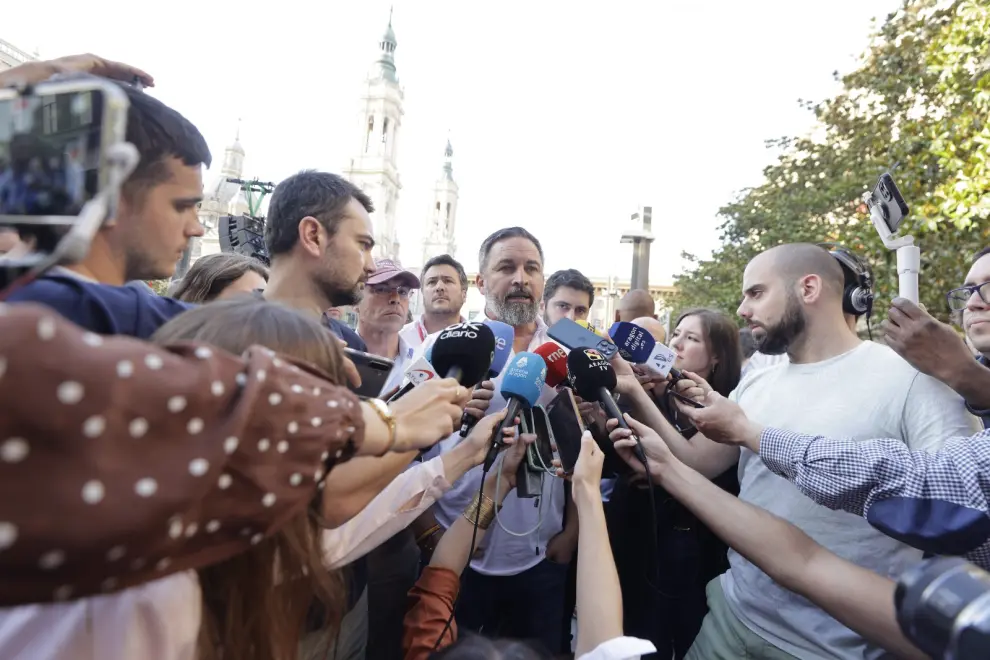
[5,0,898,283]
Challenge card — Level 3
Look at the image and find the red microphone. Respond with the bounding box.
[534,342,568,387]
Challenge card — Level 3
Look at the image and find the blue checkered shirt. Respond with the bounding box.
[760,427,990,570]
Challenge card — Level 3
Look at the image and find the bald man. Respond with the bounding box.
[631,316,666,344]
[615,289,655,323]
[654,243,981,660]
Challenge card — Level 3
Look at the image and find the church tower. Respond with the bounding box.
[421,139,459,265]
[195,125,248,261]
[342,11,404,259]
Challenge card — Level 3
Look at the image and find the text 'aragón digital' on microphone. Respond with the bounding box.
[608,320,679,379]
[482,351,548,473]
[430,321,495,386]
[534,341,569,388]
[458,319,516,437]
[566,347,647,464]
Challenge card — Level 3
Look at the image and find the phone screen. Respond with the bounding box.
[546,388,585,474]
[344,348,394,399]
[0,90,105,218]
[547,317,619,360]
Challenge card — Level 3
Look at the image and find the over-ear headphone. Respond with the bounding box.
[818,243,875,317]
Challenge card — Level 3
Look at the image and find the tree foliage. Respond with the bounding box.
[673,0,990,324]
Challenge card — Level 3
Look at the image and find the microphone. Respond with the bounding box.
[609,321,679,379]
[534,341,569,387]
[385,350,439,403]
[566,348,647,464]
[430,321,495,386]
[482,352,547,472]
[457,320,515,437]
[608,321,655,362]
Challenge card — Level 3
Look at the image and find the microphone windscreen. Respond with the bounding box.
[500,352,547,407]
[430,321,495,386]
[608,321,657,363]
[534,341,569,388]
[566,348,617,400]
[484,320,515,376]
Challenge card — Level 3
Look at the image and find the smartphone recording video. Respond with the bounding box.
[0,79,127,229]
[868,173,910,234]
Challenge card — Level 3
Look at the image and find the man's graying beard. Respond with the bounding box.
[487,288,538,327]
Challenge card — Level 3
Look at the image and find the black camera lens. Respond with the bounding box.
[895,557,990,659]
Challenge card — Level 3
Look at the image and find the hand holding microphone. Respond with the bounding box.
[566,348,648,465]
[458,320,514,436]
[386,378,473,452]
[482,352,547,472]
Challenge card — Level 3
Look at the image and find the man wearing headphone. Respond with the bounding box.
[746,244,874,372]
[634,243,981,660]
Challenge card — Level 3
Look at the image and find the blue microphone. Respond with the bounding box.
[482,352,547,472]
[608,321,656,362]
[458,320,516,437]
[486,320,515,377]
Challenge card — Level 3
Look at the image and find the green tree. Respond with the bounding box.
[148,279,171,296]
[673,0,990,324]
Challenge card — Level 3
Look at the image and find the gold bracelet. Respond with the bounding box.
[416,524,442,545]
[366,399,397,456]
[462,492,500,530]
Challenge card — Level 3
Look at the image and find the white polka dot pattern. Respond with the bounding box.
[0,307,365,606]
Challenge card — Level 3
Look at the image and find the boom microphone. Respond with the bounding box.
[430,321,496,386]
[566,348,647,464]
[458,320,515,437]
[534,342,569,387]
[482,352,547,472]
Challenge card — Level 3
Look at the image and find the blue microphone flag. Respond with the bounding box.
[500,352,547,407]
[484,320,515,376]
[608,321,656,363]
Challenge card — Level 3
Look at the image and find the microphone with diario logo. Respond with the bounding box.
[430,321,496,385]
[608,321,680,379]
[482,351,547,473]
[457,320,515,437]
[566,347,648,464]
[534,341,569,387]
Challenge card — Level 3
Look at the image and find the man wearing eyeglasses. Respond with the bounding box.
[884,246,990,428]
[356,258,422,395]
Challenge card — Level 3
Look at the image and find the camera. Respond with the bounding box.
[867,173,910,234]
[895,557,990,659]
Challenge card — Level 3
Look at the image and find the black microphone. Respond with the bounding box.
[429,321,496,386]
[457,320,515,437]
[566,348,648,464]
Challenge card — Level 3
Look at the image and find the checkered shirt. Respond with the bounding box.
[760,427,990,570]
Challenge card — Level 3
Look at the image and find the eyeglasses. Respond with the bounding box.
[946,281,990,311]
[369,284,411,299]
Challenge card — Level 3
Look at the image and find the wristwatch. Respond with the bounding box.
[367,398,398,456]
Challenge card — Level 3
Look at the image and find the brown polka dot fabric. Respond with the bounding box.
[0,303,365,606]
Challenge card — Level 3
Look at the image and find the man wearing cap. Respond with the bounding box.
[357,258,422,395]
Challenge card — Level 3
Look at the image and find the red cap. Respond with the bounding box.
[534,341,569,388]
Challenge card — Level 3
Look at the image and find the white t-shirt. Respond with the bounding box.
[722,341,981,660]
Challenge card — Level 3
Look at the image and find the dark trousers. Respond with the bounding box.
[455,559,569,655]
[365,529,422,660]
[606,485,711,660]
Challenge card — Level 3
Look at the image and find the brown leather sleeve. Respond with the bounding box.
[0,303,365,605]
